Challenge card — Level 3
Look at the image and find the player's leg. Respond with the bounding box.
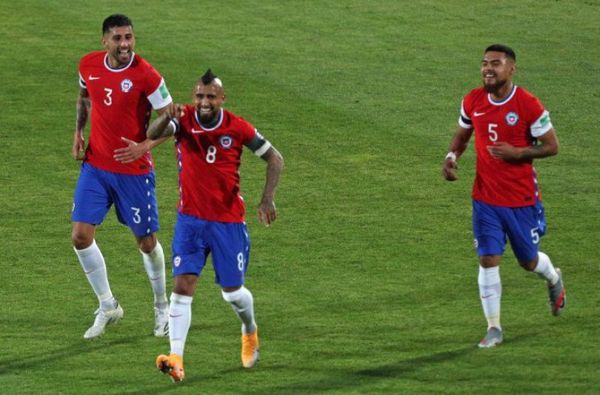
[72,164,122,339]
[507,203,565,316]
[156,274,197,382]
[137,233,169,336]
[157,213,207,382]
[473,200,505,348]
[210,222,259,368]
[111,170,169,334]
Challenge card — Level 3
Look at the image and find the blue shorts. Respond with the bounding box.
[472,200,546,262]
[171,212,251,288]
[72,162,160,237]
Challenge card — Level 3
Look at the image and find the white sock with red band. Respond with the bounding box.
[478,266,502,330]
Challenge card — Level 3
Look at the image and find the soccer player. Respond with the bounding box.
[71,14,173,339]
[442,44,566,348]
[149,70,283,382]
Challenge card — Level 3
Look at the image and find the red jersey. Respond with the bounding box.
[174,107,257,222]
[459,85,553,207]
[78,51,172,175]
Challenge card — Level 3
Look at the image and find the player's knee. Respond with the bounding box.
[222,286,242,302]
[137,234,157,253]
[173,274,198,296]
[71,229,93,249]
[519,258,538,271]
[479,255,501,268]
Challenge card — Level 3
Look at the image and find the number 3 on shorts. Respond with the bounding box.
[131,206,141,224]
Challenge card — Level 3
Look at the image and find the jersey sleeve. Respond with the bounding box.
[526,96,553,137]
[238,118,272,156]
[237,117,258,144]
[78,56,87,89]
[144,64,172,110]
[458,98,473,129]
[530,110,553,137]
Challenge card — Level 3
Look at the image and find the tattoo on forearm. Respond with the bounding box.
[76,97,90,131]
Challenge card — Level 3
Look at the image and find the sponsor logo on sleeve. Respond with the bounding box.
[159,82,170,99]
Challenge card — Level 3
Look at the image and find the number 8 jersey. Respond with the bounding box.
[458,85,554,207]
[173,106,258,223]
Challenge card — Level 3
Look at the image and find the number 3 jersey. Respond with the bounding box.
[173,106,258,223]
[458,85,554,207]
[78,51,172,175]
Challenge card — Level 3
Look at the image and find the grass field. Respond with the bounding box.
[1,1,599,393]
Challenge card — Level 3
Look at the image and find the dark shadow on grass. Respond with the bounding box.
[246,332,538,393]
[0,335,142,375]
[356,346,476,378]
[121,366,243,395]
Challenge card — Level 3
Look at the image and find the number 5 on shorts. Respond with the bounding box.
[530,227,540,244]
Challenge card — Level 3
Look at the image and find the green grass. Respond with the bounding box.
[1,0,599,393]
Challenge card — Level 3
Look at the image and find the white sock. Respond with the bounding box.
[222,286,257,335]
[533,251,559,285]
[74,240,116,311]
[478,266,502,330]
[141,241,168,307]
[169,293,193,356]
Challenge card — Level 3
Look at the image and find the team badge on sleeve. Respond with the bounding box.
[121,79,133,93]
[505,112,519,126]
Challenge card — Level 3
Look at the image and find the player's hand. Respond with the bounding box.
[257,199,277,227]
[173,104,185,119]
[442,158,458,181]
[113,137,149,163]
[72,132,85,160]
[487,142,523,162]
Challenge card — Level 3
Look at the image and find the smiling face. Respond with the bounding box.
[193,81,225,124]
[481,51,515,95]
[102,25,135,68]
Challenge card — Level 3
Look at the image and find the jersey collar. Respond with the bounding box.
[488,84,517,106]
[195,108,224,131]
[103,52,135,72]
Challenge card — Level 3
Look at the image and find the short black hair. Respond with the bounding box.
[102,14,133,34]
[485,44,516,62]
[200,69,218,85]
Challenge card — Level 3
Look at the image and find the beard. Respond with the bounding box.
[483,77,508,94]
[199,110,218,125]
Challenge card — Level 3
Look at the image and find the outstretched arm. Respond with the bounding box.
[146,105,183,140]
[72,88,90,160]
[257,146,284,226]
[442,126,473,181]
[114,104,176,163]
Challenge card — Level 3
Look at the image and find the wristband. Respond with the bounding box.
[445,152,457,162]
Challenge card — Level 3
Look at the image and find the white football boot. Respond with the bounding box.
[83,302,124,339]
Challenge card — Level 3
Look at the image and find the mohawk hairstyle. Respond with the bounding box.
[485,44,516,62]
[102,14,133,34]
[201,69,218,85]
